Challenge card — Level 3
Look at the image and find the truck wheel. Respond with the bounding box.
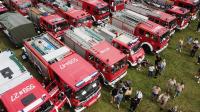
[142,44,152,54]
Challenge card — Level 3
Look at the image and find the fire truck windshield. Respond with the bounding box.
[160,31,170,42]
[96,6,109,14]
[75,80,99,102]
[110,58,126,74]
[35,100,54,112]
[19,2,31,9]
[53,21,69,32]
[130,43,141,54]
[169,19,176,28]
[177,12,190,19]
[113,0,123,5]
[77,16,92,24]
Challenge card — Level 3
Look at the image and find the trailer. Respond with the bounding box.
[24,32,101,112]
[4,0,32,17]
[93,24,145,66]
[0,50,59,112]
[28,3,69,38]
[0,12,36,47]
[125,3,177,35]
[63,27,128,86]
[71,0,110,21]
[111,10,170,53]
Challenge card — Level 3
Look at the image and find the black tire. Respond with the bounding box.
[142,44,152,54]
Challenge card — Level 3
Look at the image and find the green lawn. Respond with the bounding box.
[0,20,199,112]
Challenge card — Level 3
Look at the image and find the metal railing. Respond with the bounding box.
[113,10,153,27]
[65,27,104,49]
[125,3,161,18]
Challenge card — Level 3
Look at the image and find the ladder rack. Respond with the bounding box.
[114,10,150,27]
[125,3,161,18]
[38,3,55,14]
[65,27,104,49]
[52,0,71,11]
[104,24,137,39]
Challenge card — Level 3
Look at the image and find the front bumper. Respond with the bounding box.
[129,55,145,67]
[169,30,176,36]
[108,71,127,87]
[74,92,101,112]
[177,23,189,30]
[155,43,168,54]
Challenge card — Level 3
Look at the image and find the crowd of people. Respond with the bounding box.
[110,80,144,111]
[108,35,199,111]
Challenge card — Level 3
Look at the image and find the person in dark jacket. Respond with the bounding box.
[110,86,119,104]
[129,91,143,112]
[190,44,199,57]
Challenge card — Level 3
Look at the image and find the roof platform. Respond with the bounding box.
[65,27,104,50]
[26,33,71,63]
[0,50,32,94]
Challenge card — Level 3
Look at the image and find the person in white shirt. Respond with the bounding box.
[148,64,155,77]
[174,82,185,98]
[167,78,176,93]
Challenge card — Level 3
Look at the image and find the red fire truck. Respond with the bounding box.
[4,0,33,17]
[111,10,170,53]
[125,3,177,36]
[143,0,198,19]
[63,27,128,86]
[71,0,110,21]
[24,32,101,111]
[28,3,69,38]
[171,0,200,20]
[93,24,145,66]
[166,6,191,30]
[0,50,58,112]
[104,0,127,12]
[0,2,8,14]
[46,0,93,27]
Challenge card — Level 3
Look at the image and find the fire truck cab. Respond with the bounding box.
[46,0,93,27]
[111,10,170,53]
[28,4,69,38]
[93,24,145,66]
[172,0,200,20]
[0,2,8,14]
[63,27,128,86]
[71,0,110,21]
[24,32,101,111]
[166,6,191,30]
[0,50,55,112]
[104,0,127,12]
[125,3,177,36]
[4,0,32,17]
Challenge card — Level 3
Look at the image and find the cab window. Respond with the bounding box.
[0,100,7,112]
[88,54,95,61]
[113,42,121,49]
[139,29,144,36]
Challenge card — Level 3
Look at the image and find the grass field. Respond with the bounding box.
[0,20,199,112]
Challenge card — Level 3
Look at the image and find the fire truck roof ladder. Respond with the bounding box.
[115,10,150,27]
[65,27,104,49]
[125,3,161,18]
[38,4,55,14]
